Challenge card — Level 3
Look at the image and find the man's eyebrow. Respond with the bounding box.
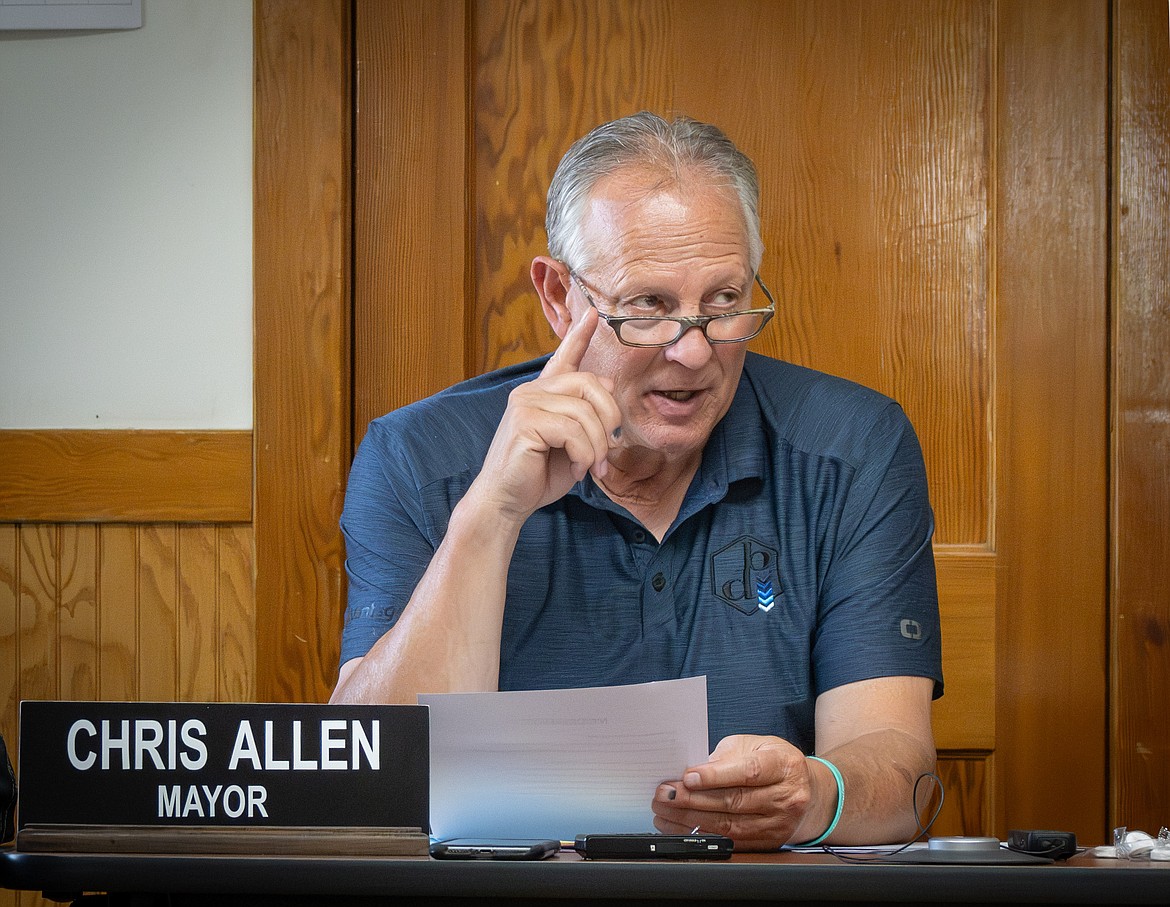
[601,265,752,301]
[631,278,751,300]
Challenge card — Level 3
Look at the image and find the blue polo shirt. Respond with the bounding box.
[339,352,943,753]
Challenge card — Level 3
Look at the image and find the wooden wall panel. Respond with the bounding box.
[932,551,995,751]
[995,0,1109,840]
[934,753,991,838]
[97,525,138,701]
[253,0,351,704]
[178,525,220,700]
[352,0,469,444]
[0,430,252,523]
[139,525,180,701]
[0,528,14,725]
[0,522,253,907]
[216,525,257,704]
[15,527,57,705]
[0,523,255,779]
[58,525,98,701]
[685,0,990,550]
[1112,0,1170,832]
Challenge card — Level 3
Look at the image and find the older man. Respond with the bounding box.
[331,112,942,850]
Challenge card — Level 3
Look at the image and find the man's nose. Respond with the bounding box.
[663,322,714,367]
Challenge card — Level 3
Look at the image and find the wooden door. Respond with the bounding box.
[343,0,1107,840]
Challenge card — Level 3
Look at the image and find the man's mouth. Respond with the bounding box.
[657,389,699,402]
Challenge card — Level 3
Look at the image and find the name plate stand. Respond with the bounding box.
[16,702,430,856]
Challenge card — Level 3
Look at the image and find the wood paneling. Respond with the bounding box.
[934,752,991,838]
[995,0,1109,840]
[0,430,252,523]
[0,522,255,768]
[932,548,996,837]
[1,519,256,904]
[743,0,991,549]
[253,0,351,704]
[352,0,469,444]
[933,549,996,751]
[1111,0,1170,833]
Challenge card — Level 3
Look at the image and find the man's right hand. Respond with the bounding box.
[471,305,623,524]
[331,302,622,707]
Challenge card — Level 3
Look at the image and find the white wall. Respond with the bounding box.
[0,0,252,429]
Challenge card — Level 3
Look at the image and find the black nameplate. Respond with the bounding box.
[17,701,428,832]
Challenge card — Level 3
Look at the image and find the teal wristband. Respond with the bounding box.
[799,756,844,846]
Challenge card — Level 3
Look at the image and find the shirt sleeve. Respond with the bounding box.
[812,400,944,699]
[337,417,441,668]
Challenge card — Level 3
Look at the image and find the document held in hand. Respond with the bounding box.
[420,676,709,842]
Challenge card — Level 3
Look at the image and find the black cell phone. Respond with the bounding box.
[574,833,733,860]
[429,838,561,860]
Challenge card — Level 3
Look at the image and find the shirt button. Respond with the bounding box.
[632,530,646,543]
[652,573,667,592]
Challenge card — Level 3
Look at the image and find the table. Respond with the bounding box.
[3,846,1170,905]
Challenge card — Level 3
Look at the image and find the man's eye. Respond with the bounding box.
[708,291,743,311]
[620,295,665,313]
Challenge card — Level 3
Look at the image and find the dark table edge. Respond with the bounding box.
[3,847,1170,904]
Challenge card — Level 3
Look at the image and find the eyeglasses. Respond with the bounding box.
[568,270,775,348]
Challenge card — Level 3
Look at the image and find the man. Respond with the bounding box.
[331,112,943,851]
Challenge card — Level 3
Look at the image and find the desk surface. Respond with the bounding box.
[4,846,1170,905]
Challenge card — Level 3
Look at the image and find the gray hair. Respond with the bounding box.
[545,111,764,273]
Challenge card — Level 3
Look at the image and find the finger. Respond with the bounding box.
[652,789,799,850]
[541,304,599,379]
[683,736,797,791]
[661,779,782,819]
[653,813,704,836]
[651,799,738,838]
[662,756,809,822]
[530,371,620,432]
[531,409,612,482]
[510,377,620,466]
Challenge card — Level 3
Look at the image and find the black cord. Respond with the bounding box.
[819,771,944,864]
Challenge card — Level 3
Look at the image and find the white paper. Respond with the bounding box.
[419,676,709,841]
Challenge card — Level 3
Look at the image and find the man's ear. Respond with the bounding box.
[531,256,573,340]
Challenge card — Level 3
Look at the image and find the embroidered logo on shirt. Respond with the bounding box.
[711,535,781,615]
[756,579,776,612]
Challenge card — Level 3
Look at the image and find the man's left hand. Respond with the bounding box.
[651,734,830,851]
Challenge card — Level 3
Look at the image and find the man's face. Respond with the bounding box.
[570,168,757,462]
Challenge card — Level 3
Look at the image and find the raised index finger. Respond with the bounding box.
[541,304,600,379]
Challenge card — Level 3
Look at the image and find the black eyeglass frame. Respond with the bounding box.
[567,270,776,348]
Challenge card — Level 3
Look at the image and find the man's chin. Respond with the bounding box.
[628,421,714,460]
